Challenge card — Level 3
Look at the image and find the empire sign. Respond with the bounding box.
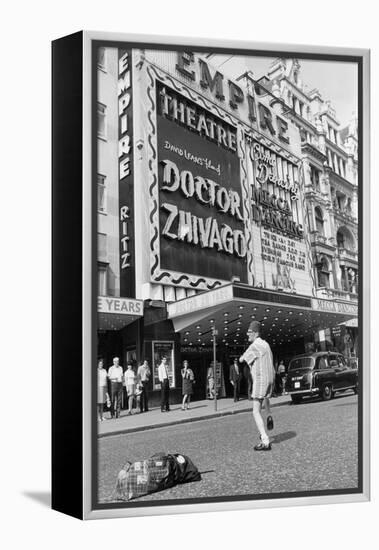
[175,52,291,144]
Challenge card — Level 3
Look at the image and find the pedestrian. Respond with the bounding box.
[278,360,286,395]
[124,363,137,415]
[108,357,124,419]
[207,366,215,399]
[239,320,275,451]
[158,356,170,412]
[181,360,195,410]
[243,363,253,400]
[229,358,241,402]
[97,358,109,421]
[137,360,151,412]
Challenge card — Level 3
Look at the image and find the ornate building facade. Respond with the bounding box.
[264,58,359,303]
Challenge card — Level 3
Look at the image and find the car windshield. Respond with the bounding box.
[288,357,314,371]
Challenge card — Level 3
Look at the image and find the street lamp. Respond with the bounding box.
[212,326,218,411]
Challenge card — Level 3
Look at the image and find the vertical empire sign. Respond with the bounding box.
[118,49,135,297]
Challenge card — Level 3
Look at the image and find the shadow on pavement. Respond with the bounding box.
[23,491,51,507]
[271,431,297,444]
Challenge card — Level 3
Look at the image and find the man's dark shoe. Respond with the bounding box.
[267,415,274,431]
[254,442,272,451]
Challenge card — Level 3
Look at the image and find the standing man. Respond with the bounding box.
[240,321,275,451]
[108,357,123,419]
[158,356,170,412]
[137,360,151,412]
[229,358,241,402]
[278,360,286,395]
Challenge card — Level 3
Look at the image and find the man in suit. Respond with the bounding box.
[229,358,241,402]
[158,356,170,412]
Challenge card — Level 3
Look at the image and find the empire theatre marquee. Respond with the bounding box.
[99,48,357,381]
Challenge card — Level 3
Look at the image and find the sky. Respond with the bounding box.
[215,55,358,128]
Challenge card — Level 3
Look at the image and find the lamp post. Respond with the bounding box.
[212,326,218,411]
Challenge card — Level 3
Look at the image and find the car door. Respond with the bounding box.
[315,354,334,390]
[337,354,356,388]
[328,353,344,390]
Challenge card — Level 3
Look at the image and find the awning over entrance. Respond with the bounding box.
[167,283,357,349]
[339,317,358,328]
[98,296,143,331]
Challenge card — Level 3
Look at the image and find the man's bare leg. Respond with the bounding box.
[252,398,270,445]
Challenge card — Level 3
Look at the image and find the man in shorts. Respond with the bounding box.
[239,320,275,451]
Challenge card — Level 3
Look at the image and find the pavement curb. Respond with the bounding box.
[98,398,291,438]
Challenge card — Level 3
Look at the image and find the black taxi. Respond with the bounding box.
[285,352,358,404]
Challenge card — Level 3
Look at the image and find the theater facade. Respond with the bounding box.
[97,47,358,404]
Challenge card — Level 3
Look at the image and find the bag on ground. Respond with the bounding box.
[114,452,201,501]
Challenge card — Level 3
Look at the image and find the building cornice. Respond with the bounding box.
[301,142,328,164]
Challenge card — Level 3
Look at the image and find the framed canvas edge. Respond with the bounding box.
[81,31,370,519]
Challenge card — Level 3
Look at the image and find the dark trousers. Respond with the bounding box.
[110,382,123,418]
[233,380,241,402]
[140,382,149,412]
[160,379,170,411]
[246,375,253,400]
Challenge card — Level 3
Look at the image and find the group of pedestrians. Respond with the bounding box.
[97,355,196,420]
[97,357,151,421]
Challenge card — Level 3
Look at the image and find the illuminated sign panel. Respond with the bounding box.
[118,49,135,297]
[156,82,247,283]
[248,139,313,295]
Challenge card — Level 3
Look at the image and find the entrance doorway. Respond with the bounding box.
[181,353,212,401]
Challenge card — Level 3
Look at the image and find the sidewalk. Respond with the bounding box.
[98,394,291,438]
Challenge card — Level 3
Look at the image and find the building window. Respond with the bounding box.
[98,232,107,261]
[336,193,345,211]
[327,148,333,168]
[97,174,107,213]
[337,227,355,251]
[97,102,107,138]
[340,159,346,178]
[98,264,108,296]
[315,206,324,235]
[310,165,320,191]
[97,47,106,70]
[333,153,339,175]
[317,257,330,288]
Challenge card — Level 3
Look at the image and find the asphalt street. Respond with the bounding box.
[98,392,358,503]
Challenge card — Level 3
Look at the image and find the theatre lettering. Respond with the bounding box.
[159,85,237,153]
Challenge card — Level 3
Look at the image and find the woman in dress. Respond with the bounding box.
[181,360,195,410]
[124,363,136,415]
[97,358,109,421]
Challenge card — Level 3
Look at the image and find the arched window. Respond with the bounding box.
[315,206,324,236]
[317,256,330,288]
[337,227,355,251]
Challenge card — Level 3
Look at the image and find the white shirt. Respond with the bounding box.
[158,362,169,382]
[124,369,136,386]
[241,337,275,380]
[98,368,108,387]
[137,364,151,382]
[108,365,123,382]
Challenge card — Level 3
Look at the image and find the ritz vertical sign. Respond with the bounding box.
[118,49,135,297]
